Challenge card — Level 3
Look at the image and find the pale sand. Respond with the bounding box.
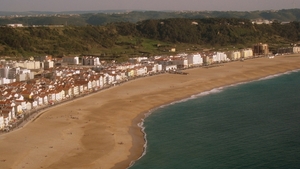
[1,55,300,169]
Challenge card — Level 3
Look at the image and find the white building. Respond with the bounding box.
[187,53,203,67]
[26,102,32,111]
[0,78,16,85]
[212,52,228,63]
[82,56,101,66]
[292,47,300,53]
[129,57,148,63]
[135,66,147,76]
[163,65,177,71]
[7,24,23,27]
[226,51,241,61]
[240,48,253,58]
[155,64,163,72]
[16,72,34,82]
[0,66,34,82]
[14,61,41,69]
[0,115,4,129]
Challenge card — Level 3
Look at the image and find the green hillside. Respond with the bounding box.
[0,18,299,61]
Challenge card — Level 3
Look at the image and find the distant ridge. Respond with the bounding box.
[0,9,299,26]
[0,10,130,16]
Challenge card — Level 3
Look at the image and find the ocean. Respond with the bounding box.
[129,70,300,169]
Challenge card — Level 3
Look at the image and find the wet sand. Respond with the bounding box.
[0,55,300,169]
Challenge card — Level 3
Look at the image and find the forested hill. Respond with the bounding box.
[0,9,300,26]
[116,18,300,45]
[0,18,299,59]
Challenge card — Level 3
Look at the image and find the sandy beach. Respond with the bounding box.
[1,55,300,169]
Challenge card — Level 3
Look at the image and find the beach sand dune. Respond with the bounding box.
[1,55,300,169]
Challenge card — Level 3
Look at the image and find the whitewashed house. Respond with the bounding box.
[72,85,80,96]
[36,96,43,106]
[0,78,16,85]
[155,64,163,72]
[48,92,56,104]
[59,89,66,100]
[119,71,127,81]
[14,99,27,114]
[74,81,88,94]
[135,66,147,76]
[31,100,38,108]
[42,94,48,105]
[110,73,123,83]
[25,101,32,111]
[0,115,4,129]
[99,74,104,88]
[2,110,11,127]
[89,76,98,89]
[104,73,114,85]
[63,86,73,98]
[54,90,63,101]
[2,106,16,121]
[15,104,23,116]
[87,80,93,91]
[93,75,101,89]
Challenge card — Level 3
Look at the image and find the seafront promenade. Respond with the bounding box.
[0,55,300,169]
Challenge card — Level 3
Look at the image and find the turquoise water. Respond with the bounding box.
[130,70,300,169]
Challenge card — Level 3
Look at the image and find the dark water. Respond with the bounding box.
[130,70,300,169]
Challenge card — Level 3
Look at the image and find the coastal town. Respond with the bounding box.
[0,43,299,132]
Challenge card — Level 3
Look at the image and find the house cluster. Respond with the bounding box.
[1,24,65,28]
[0,61,161,130]
[277,46,300,54]
[252,43,300,56]
[0,57,55,85]
[82,56,101,66]
[0,49,247,130]
[6,24,24,28]
[0,66,34,85]
[0,68,105,130]
[61,56,102,66]
[251,19,273,25]
[3,43,298,131]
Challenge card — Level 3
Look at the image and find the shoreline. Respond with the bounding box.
[128,67,300,168]
[117,55,300,169]
[1,55,300,169]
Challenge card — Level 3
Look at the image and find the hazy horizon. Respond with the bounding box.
[0,0,299,12]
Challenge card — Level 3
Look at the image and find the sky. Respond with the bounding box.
[0,0,299,12]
